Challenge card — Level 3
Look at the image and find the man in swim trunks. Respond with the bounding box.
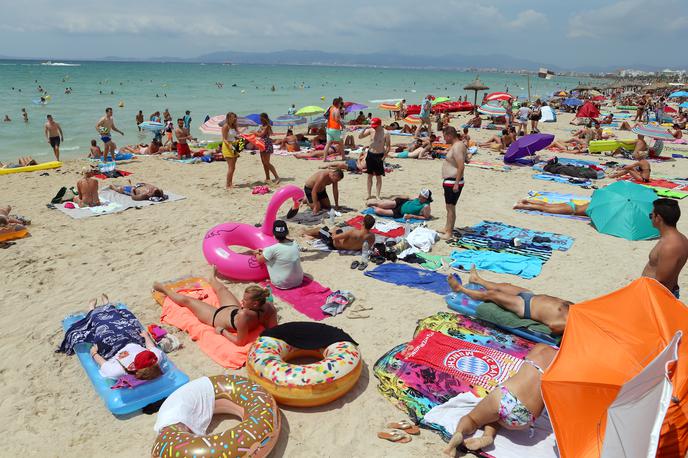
[175,118,193,159]
[44,114,64,161]
[74,166,101,207]
[440,126,466,239]
[642,198,688,298]
[302,169,344,214]
[366,188,433,220]
[109,182,165,201]
[448,267,570,334]
[96,107,124,162]
[303,214,376,251]
[358,117,391,199]
[319,152,367,173]
[323,98,344,162]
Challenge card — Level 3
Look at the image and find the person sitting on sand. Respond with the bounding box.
[58,297,163,381]
[301,169,343,214]
[671,124,683,140]
[612,133,647,158]
[274,128,301,152]
[464,113,482,128]
[319,153,367,174]
[109,182,164,201]
[513,198,589,217]
[366,188,433,220]
[153,271,278,346]
[0,156,37,168]
[478,129,512,152]
[448,267,571,334]
[608,150,651,182]
[303,214,376,251]
[74,166,101,207]
[253,220,304,290]
[89,139,102,159]
[444,343,557,454]
[311,126,327,148]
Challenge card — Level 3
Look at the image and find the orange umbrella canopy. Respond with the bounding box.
[542,278,688,457]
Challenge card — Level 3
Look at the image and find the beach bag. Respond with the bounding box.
[51,186,78,204]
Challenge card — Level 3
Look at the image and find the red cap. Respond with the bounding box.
[133,350,158,370]
[371,117,382,127]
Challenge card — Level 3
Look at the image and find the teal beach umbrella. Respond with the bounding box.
[587,181,659,241]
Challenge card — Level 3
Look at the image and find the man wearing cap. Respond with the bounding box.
[440,126,467,239]
[358,118,390,200]
[366,189,433,220]
[254,220,304,289]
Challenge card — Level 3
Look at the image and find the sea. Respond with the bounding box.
[0,61,593,162]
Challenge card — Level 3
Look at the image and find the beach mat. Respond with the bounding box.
[56,189,186,219]
[466,161,512,172]
[364,264,452,296]
[516,191,591,221]
[61,304,189,415]
[156,277,262,369]
[456,220,574,252]
[450,249,543,279]
[261,277,331,321]
[361,207,425,224]
[374,312,535,432]
[532,173,592,187]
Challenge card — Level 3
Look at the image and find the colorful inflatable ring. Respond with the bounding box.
[247,337,362,407]
[202,185,305,281]
[151,375,281,458]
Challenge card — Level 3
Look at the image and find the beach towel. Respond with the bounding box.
[361,207,425,224]
[56,189,186,219]
[517,191,591,221]
[346,215,405,238]
[424,393,557,458]
[448,233,553,262]
[476,302,555,338]
[93,170,133,180]
[374,312,534,429]
[261,277,331,321]
[156,278,262,369]
[364,263,453,296]
[450,249,543,279]
[622,177,688,191]
[532,172,592,187]
[459,220,575,252]
[60,304,189,415]
[466,161,511,172]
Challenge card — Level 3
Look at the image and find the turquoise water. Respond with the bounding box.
[0,61,587,161]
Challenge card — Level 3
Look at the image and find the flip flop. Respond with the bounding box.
[386,420,420,435]
[350,260,360,269]
[377,429,412,443]
[286,207,299,219]
[357,261,368,271]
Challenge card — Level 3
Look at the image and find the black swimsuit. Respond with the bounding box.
[212,306,262,330]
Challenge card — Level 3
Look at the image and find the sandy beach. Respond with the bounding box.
[2,111,688,457]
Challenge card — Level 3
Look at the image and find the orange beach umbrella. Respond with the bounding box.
[541,278,688,457]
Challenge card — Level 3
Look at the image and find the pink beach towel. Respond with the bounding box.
[262,277,331,321]
[398,329,523,390]
[160,286,263,369]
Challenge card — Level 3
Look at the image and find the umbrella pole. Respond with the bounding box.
[473,91,478,114]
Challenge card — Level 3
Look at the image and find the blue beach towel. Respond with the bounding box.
[361,207,425,224]
[364,264,453,296]
[532,173,592,188]
[450,250,543,279]
[463,220,575,251]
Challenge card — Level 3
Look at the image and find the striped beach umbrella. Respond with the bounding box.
[273,115,306,127]
[344,101,368,112]
[478,103,507,116]
[138,121,164,132]
[403,115,421,124]
[484,92,513,102]
[199,115,257,135]
[379,103,401,111]
[631,124,675,141]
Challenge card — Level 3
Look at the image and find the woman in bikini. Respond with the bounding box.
[153,269,277,346]
[513,199,589,217]
[256,113,280,184]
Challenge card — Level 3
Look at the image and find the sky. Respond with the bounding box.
[1,0,687,69]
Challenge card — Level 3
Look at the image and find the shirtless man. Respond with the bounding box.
[95,107,124,162]
[358,117,390,199]
[642,198,688,298]
[390,136,435,160]
[608,150,651,182]
[449,267,570,334]
[301,169,344,214]
[89,139,102,159]
[613,133,647,158]
[74,167,101,207]
[44,115,64,161]
[135,110,144,131]
[440,126,466,239]
[175,118,193,159]
[303,214,376,251]
[109,182,164,201]
[319,153,367,174]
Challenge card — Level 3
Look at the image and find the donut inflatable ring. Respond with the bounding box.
[151,375,280,458]
[247,336,362,407]
[203,185,305,281]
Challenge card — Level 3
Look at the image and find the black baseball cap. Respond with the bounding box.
[273,220,289,240]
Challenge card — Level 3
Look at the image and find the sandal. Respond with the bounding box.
[350,260,360,270]
[357,261,368,271]
[386,420,420,435]
[100,293,110,306]
[377,429,411,443]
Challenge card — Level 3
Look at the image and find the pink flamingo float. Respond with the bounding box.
[202,185,305,281]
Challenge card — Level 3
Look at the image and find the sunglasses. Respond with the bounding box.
[649,212,654,220]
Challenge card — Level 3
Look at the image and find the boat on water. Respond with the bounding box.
[538,67,556,79]
[40,61,80,67]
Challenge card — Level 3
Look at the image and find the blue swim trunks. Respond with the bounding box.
[101,136,111,144]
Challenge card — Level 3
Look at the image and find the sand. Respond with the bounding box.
[2,111,688,457]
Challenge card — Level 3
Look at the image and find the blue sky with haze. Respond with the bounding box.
[1,0,686,68]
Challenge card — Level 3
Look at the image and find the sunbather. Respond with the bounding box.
[611,133,647,158]
[449,267,570,334]
[153,269,277,346]
[478,129,511,152]
[74,166,101,207]
[109,182,164,201]
[319,153,367,173]
[0,205,29,226]
[0,156,37,168]
[444,343,557,453]
[390,136,436,159]
[607,150,651,182]
[302,214,375,251]
[513,198,589,217]
[366,189,433,220]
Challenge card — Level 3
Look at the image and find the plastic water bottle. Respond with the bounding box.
[265,285,274,304]
[404,221,411,237]
[329,208,336,225]
[361,241,370,263]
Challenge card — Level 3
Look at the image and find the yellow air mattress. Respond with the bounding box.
[0,161,62,175]
[588,140,636,154]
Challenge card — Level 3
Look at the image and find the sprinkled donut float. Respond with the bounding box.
[151,375,280,458]
[247,337,362,407]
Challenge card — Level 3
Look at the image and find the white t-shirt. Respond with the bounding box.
[517,107,531,121]
[98,343,163,379]
[154,376,215,435]
[262,240,304,289]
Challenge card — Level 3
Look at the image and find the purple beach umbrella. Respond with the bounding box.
[504,133,554,164]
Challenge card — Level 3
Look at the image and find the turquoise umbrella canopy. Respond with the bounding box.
[587,181,659,241]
